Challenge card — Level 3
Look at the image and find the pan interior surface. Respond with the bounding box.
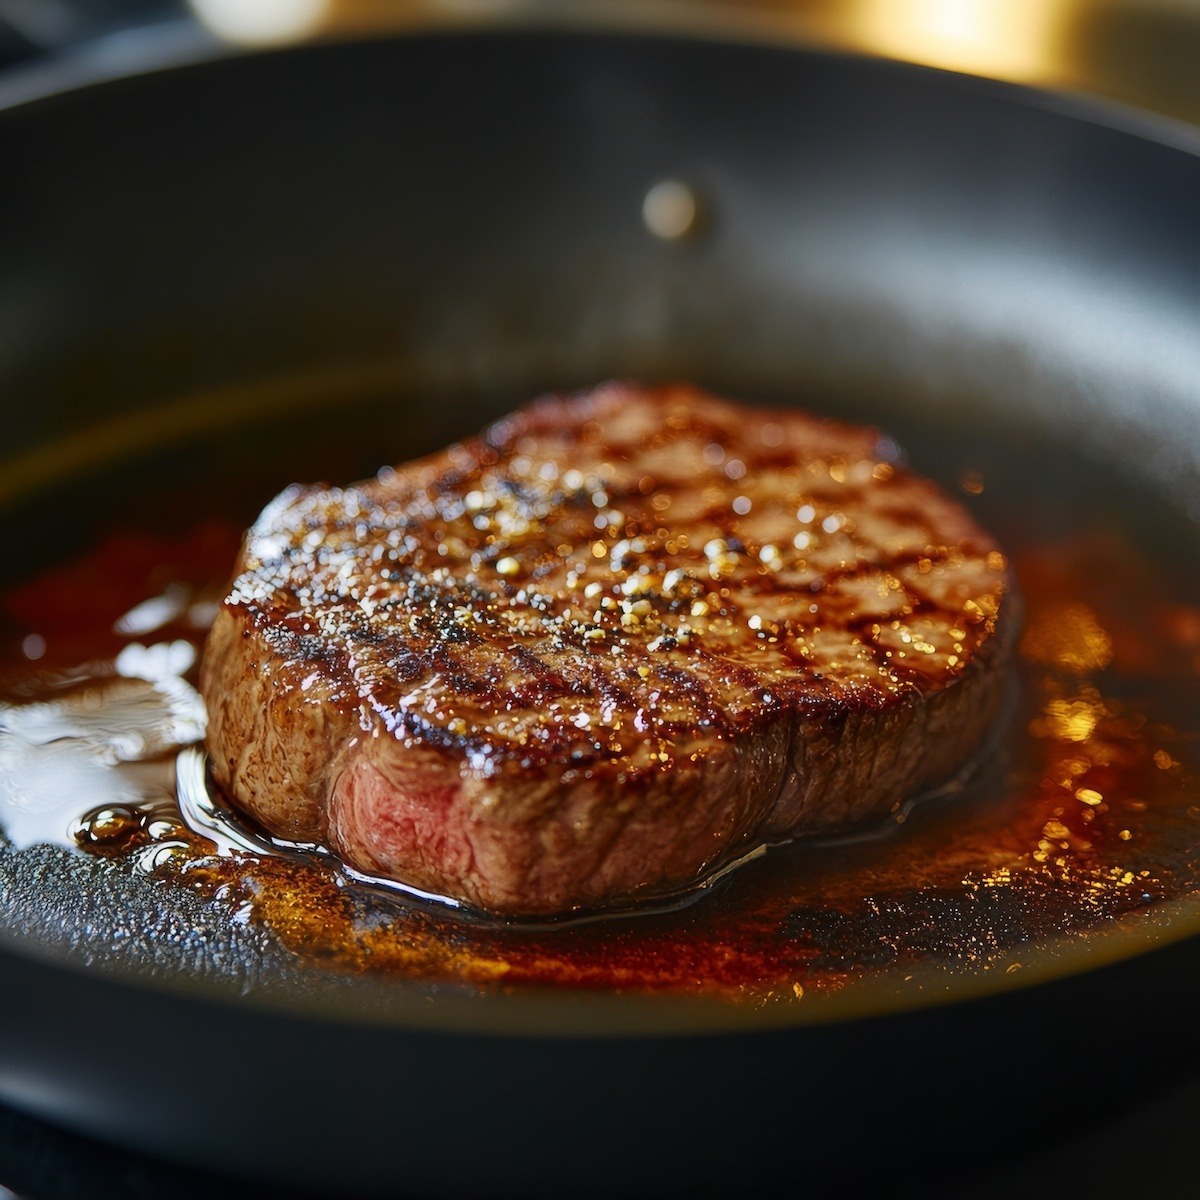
[0,26,1199,1198]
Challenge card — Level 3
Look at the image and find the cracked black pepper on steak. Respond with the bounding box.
[201,382,1015,916]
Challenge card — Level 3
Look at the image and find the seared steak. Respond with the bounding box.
[202,384,1014,915]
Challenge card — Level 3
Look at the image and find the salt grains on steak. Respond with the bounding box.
[201,383,1015,915]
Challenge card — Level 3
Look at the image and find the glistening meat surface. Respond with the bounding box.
[201,384,1014,915]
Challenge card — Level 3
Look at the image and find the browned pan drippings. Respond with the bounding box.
[0,413,1197,1002]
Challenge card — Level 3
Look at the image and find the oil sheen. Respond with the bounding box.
[0,410,1197,1001]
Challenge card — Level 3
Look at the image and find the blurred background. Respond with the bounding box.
[3,0,1200,128]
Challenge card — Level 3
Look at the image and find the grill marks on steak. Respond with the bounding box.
[202,383,1014,915]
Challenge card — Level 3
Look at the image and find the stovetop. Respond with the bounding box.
[4,1082,1199,1200]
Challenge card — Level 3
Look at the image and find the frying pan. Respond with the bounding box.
[2,24,1200,1199]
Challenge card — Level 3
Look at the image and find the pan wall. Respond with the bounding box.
[0,32,1198,502]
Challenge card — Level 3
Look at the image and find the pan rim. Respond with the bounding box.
[2,20,1200,163]
[3,876,1200,1039]
[2,23,1199,1042]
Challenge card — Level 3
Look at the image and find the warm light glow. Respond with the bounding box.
[190,0,330,45]
[848,0,1069,82]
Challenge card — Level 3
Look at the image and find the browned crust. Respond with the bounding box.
[203,596,1015,913]
[201,382,1015,912]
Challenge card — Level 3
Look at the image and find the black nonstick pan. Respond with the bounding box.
[1,26,1200,1199]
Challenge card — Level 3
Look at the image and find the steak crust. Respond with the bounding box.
[202,384,1014,915]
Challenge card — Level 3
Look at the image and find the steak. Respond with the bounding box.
[201,383,1014,916]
